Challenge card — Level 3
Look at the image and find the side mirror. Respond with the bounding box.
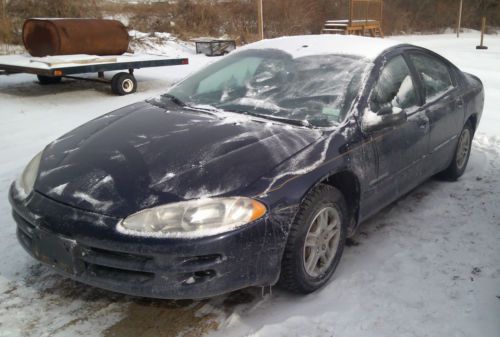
[362,107,407,133]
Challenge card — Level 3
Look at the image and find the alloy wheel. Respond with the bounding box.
[303,206,341,278]
[456,128,471,170]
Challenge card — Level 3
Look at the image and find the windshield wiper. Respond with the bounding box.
[161,94,186,107]
[219,108,311,128]
[156,95,218,117]
[247,111,311,127]
[162,100,311,128]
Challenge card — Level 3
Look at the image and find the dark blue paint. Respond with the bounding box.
[9,45,484,299]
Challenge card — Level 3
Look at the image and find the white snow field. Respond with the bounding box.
[0,32,499,337]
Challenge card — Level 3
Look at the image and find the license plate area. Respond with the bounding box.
[32,229,83,275]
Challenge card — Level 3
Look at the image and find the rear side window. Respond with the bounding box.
[409,53,454,102]
[370,55,419,112]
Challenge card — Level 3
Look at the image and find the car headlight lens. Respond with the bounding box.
[17,151,43,197]
[118,197,267,238]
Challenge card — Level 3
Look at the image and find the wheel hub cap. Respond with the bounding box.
[303,206,341,278]
[122,79,134,93]
[456,128,471,170]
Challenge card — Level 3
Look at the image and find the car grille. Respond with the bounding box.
[14,211,35,248]
[14,211,224,287]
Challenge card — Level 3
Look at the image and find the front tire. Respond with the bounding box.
[440,121,473,181]
[278,184,347,294]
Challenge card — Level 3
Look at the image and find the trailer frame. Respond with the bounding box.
[0,56,189,95]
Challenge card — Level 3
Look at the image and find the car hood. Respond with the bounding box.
[35,101,322,218]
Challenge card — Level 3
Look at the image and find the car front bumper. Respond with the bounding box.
[9,184,288,299]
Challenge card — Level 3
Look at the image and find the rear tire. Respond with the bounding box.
[37,75,62,85]
[111,72,137,96]
[440,121,473,181]
[278,184,347,294]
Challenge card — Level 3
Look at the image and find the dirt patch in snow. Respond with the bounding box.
[103,300,218,337]
[102,290,257,337]
[9,262,260,337]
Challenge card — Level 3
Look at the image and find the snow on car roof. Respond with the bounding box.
[239,35,401,60]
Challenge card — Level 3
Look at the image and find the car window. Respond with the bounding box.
[370,55,419,113]
[197,57,263,95]
[167,49,371,127]
[409,53,454,102]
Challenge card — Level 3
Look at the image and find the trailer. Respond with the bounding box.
[0,54,189,95]
[192,38,236,57]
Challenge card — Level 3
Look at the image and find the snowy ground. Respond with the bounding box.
[0,31,499,337]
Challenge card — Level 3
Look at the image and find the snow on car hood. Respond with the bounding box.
[35,101,322,218]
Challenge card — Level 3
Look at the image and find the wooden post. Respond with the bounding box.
[380,0,384,27]
[349,0,353,27]
[476,17,488,50]
[257,0,264,40]
[365,1,368,25]
[456,0,463,38]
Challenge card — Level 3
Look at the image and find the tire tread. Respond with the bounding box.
[111,72,137,96]
[440,121,473,181]
[278,184,347,293]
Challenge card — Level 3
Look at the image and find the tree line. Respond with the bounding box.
[0,0,498,45]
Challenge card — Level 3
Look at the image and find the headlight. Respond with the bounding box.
[17,151,43,198]
[118,197,267,238]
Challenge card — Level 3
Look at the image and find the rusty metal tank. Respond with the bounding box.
[23,18,129,57]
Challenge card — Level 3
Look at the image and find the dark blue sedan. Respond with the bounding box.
[9,35,484,299]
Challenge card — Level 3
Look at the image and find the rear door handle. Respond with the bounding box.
[456,99,464,108]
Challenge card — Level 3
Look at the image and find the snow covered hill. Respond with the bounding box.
[0,32,498,337]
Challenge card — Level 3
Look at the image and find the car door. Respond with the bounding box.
[360,52,429,216]
[407,51,463,173]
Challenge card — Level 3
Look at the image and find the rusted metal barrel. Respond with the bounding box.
[23,18,129,57]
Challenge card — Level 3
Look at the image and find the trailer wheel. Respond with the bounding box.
[111,72,137,95]
[37,75,62,85]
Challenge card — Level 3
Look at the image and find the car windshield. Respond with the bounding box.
[165,49,371,127]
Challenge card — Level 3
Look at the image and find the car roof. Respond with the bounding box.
[238,35,402,60]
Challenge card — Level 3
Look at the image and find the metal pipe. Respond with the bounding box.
[480,17,486,45]
[476,16,488,50]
